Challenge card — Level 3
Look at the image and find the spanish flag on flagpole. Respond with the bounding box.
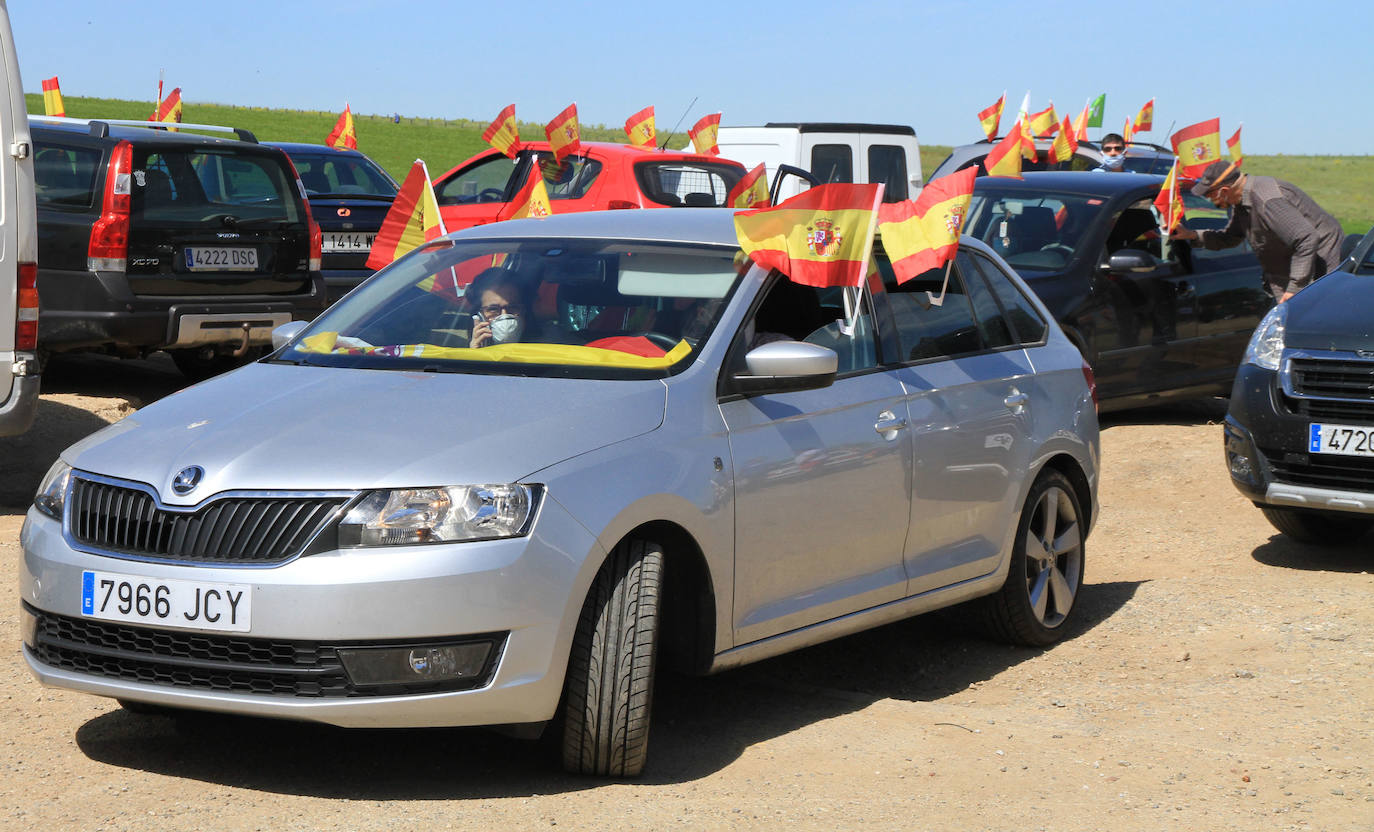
[1227,124,1243,166]
[1072,100,1091,141]
[41,77,64,117]
[734,183,884,288]
[1134,98,1154,132]
[1046,116,1078,164]
[1170,118,1222,178]
[1153,159,1186,235]
[985,126,1024,178]
[545,103,582,163]
[500,166,554,220]
[152,87,183,129]
[1122,116,1134,145]
[366,159,447,270]
[483,104,521,158]
[727,163,770,209]
[877,168,977,283]
[1029,103,1058,137]
[326,104,358,150]
[689,112,722,156]
[625,106,656,149]
[977,92,1005,141]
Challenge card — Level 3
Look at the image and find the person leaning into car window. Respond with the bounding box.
[1094,133,1127,172]
[467,268,531,347]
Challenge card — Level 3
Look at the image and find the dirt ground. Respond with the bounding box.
[1,355,1371,832]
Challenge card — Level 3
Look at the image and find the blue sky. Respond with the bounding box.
[10,1,1372,156]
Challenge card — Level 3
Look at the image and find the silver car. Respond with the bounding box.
[20,208,1099,777]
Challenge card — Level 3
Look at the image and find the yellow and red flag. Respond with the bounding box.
[1122,116,1134,145]
[500,166,554,221]
[1072,101,1091,141]
[877,167,977,282]
[1170,118,1222,178]
[977,93,1005,141]
[734,183,883,288]
[483,104,521,158]
[625,105,656,149]
[1029,103,1058,137]
[1227,124,1243,166]
[984,129,1024,179]
[151,87,183,128]
[365,159,446,271]
[1047,116,1079,164]
[1017,116,1037,161]
[41,76,64,117]
[727,163,770,209]
[545,103,582,163]
[1153,159,1186,235]
[326,104,358,150]
[689,112,721,156]
[1134,98,1154,132]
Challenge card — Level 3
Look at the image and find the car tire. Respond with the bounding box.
[1259,506,1374,545]
[561,538,663,777]
[168,347,263,381]
[980,469,1085,647]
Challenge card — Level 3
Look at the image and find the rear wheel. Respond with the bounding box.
[1260,506,1374,545]
[561,538,663,777]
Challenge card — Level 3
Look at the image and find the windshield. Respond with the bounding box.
[275,238,745,379]
[287,152,398,198]
[965,189,1107,271]
[1122,154,1175,175]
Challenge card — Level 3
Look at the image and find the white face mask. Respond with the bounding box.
[489,313,525,344]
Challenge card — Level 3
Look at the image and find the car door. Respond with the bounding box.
[721,276,913,645]
[434,150,523,232]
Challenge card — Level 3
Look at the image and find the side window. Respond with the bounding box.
[867,144,908,202]
[882,263,982,362]
[957,252,1015,350]
[969,253,1048,345]
[535,153,602,200]
[1105,200,1163,258]
[435,154,518,205]
[1180,192,1249,258]
[33,144,101,208]
[811,144,853,185]
[734,277,875,375]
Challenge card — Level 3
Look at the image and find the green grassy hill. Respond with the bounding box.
[28,95,1374,233]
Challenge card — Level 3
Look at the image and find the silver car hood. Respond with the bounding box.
[64,362,667,505]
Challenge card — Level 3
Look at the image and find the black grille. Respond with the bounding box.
[68,477,347,564]
[25,605,504,698]
[1290,357,1374,401]
[1284,397,1374,422]
[1262,447,1374,492]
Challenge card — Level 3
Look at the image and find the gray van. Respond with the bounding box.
[0,0,39,436]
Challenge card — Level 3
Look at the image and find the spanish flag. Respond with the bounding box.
[625,106,656,150]
[877,168,976,283]
[734,183,883,288]
[1029,103,1058,137]
[1134,98,1154,132]
[326,104,358,150]
[41,77,64,117]
[977,93,1004,141]
[1047,116,1078,164]
[1018,115,1037,161]
[984,128,1024,179]
[1153,159,1186,235]
[483,104,521,158]
[152,87,183,128]
[1122,116,1134,145]
[1072,101,1091,141]
[689,112,721,156]
[365,159,446,270]
[500,166,553,220]
[1171,118,1221,178]
[545,103,581,163]
[1227,124,1243,166]
[728,163,770,209]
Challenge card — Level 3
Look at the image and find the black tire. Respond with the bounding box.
[1259,506,1374,545]
[981,469,1085,647]
[561,538,663,777]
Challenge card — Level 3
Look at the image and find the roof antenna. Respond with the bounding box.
[659,96,698,152]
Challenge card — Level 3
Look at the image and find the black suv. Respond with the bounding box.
[30,118,327,377]
[1224,228,1374,544]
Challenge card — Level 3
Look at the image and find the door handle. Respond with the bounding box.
[1004,390,1030,413]
[874,410,908,437]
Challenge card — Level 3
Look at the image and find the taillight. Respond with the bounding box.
[87,140,133,272]
[16,262,38,352]
[281,154,322,271]
[1081,360,1098,412]
[607,200,640,210]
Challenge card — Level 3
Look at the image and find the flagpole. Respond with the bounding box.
[156,69,163,114]
[848,184,886,326]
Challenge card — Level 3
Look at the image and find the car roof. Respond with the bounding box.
[30,119,260,149]
[262,141,372,158]
[973,170,1165,196]
[482,140,738,165]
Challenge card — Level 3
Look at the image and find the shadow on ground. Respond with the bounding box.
[74,580,1143,795]
[1099,397,1228,429]
[1251,533,1373,574]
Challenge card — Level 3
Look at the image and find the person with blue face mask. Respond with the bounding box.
[1094,133,1127,172]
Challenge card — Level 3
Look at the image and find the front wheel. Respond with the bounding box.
[980,469,1085,647]
[1260,506,1374,545]
[560,538,663,777]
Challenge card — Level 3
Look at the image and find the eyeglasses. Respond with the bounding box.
[479,303,523,317]
[1101,145,1125,154]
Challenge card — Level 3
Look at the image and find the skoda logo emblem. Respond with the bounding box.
[172,466,204,495]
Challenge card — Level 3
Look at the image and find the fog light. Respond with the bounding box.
[20,606,38,648]
[1228,451,1253,480]
[338,642,494,687]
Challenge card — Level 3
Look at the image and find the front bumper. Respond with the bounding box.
[18,496,598,728]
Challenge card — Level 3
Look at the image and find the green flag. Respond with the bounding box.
[1087,93,1106,128]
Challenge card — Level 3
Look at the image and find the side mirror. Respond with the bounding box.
[271,320,309,350]
[1104,250,1160,273]
[730,340,838,395]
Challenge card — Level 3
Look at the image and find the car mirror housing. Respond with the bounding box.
[730,340,838,395]
[271,320,309,350]
[1104,250,1160,273]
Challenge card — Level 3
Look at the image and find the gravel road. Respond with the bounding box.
[1,356,1370,831]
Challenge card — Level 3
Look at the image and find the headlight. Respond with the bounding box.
[33,460,72,520]
[338,484,538,547]
[1243,304,1287,371]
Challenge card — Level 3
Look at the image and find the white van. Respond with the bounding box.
[0,0,38,436]
[713,122,922,203]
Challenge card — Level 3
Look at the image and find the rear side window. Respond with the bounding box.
[881,261,982,361]
[957,252,1015,350]
[635,161,744,207]
[811,144,853,185]
[134,149,301,222]
[34,144,101,208]
[968,252,1048,345]
[533,153,602,200]
[867,144,908,202]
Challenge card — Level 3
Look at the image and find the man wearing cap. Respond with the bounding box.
[1172,161,1343,302]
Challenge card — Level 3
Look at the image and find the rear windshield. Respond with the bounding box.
[133,148,302,224]
[286,151,398,198]
[34,144,102,208]
[635,161,744,207]
[276,238,745,379]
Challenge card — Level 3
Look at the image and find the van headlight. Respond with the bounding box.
[1243,304,1287,371]
[338,485,538,547]
[33,460,72,520]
